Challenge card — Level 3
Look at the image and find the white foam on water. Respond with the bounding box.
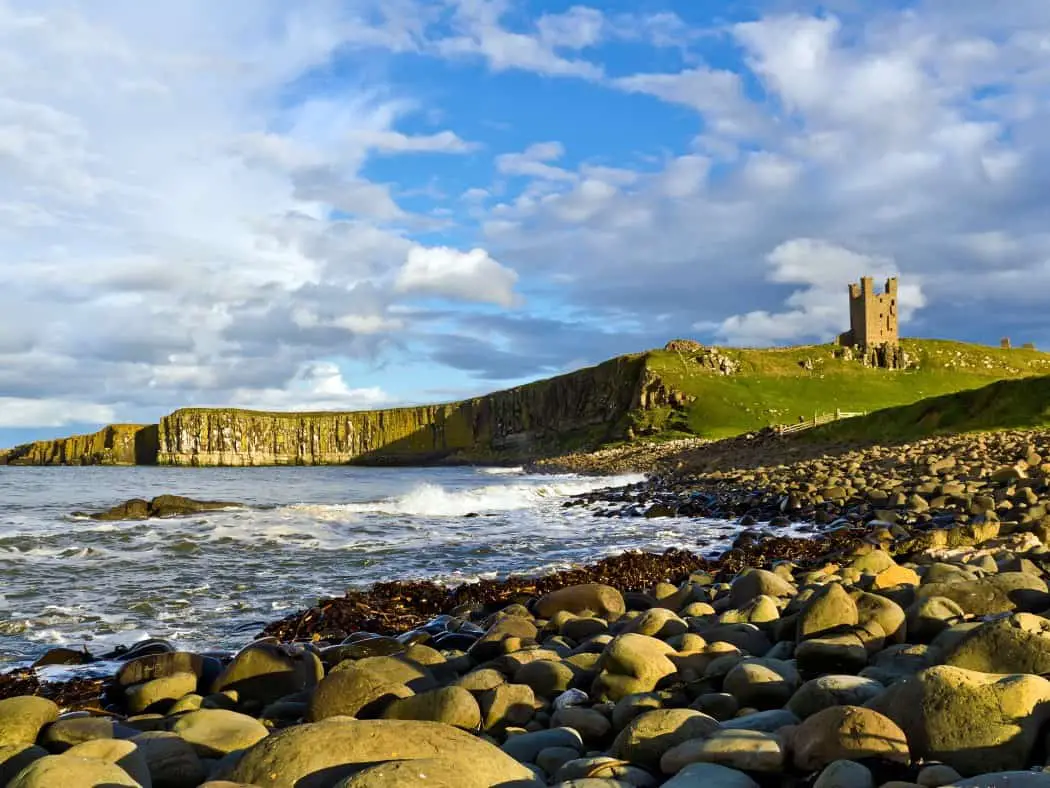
[285,473,645,518]
[476,466,526,475]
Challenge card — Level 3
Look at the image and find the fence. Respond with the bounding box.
[775,409,866,435]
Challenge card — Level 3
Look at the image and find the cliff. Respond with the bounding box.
[9,338,1046,467]
[157,355,665,466]
[0,424,158,466]
[2,354,672,467]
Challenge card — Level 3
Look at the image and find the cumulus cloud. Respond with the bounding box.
[227,362,390,412]
[395,246,520,307]
[714,239,927,346]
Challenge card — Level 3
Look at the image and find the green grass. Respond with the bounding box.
[807,374,1050,444]
[635,339,1050,440]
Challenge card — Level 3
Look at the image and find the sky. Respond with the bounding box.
[2,0,1049,444]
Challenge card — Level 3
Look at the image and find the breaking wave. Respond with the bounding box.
[286,474,645,518]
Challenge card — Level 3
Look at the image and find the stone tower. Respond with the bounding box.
[838,276,899,348]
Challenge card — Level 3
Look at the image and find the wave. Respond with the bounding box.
[475,466,525,475]
[286,473,645,518]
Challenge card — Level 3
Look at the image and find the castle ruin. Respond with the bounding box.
[838,276,898,349]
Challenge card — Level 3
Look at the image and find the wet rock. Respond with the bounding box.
[77,495,240,520]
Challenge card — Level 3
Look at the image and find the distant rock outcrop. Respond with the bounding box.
[73,495,242,520]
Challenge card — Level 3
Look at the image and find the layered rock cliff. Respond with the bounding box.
[2,354,685,466]
[0,424,158,466]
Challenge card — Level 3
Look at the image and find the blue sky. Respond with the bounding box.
[1,0,1049,444]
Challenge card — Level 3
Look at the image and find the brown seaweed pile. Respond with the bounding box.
[262,527,866,642]
[0,667,108,710]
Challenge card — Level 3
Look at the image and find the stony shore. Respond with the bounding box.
[6,429,1050,786]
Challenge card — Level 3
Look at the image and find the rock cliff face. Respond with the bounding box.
[0,424,158,466]
[158,355,657,466]
[3,355,683,467]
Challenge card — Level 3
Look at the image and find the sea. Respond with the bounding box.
[0,465,759,670]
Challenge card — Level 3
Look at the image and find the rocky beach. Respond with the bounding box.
[6,428,1050,786]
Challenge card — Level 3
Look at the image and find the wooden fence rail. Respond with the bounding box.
[775,409,866,435]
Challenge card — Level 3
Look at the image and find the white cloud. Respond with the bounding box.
[0,398,116,428]
[395,245,520,307]
[613,67,766,139]
[714,239,927,346]
[228,362,389,412]
[351,128,479,154]
[436,0,604,79]
[496,141,574,181]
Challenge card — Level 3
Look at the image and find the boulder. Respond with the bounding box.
[549,707,611,743]
[791,705,909,771]
[813,760,875,788]
[514,660,576,699]
[126,671,198,714]
[171,709,268,758]
[660,729,784,774]
[610,708,720,770]
[592,634,677,702]
[40,716,138,752]
[381,686,481,730]
[906,596,966,642]
[915,573,1049,616]
[729,570,796,608]
[722,658,800,709]
[501,727,583,763]
[210,641,323,707]
[130,731,207,788]
[64,739,152,787]
[867,665,1050,775]
[0,697,59,747]
[6,754,142,787]
[332,757,522,788]
[622,609,688,639]
[787,676,885,719]
[479,684,537,732]
[943,613,1050,674]
[469,616,539,662]
[661,762,760,788]
[227,719,539,787]
[797,583,858,640]
[535,584,626,621]
[0,745,46,785]
[308,664,415,721]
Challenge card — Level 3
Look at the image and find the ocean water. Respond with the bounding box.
[0,465,750,668]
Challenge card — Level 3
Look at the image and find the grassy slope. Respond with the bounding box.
[807,374,1050,444]
[636,339,1050,440]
